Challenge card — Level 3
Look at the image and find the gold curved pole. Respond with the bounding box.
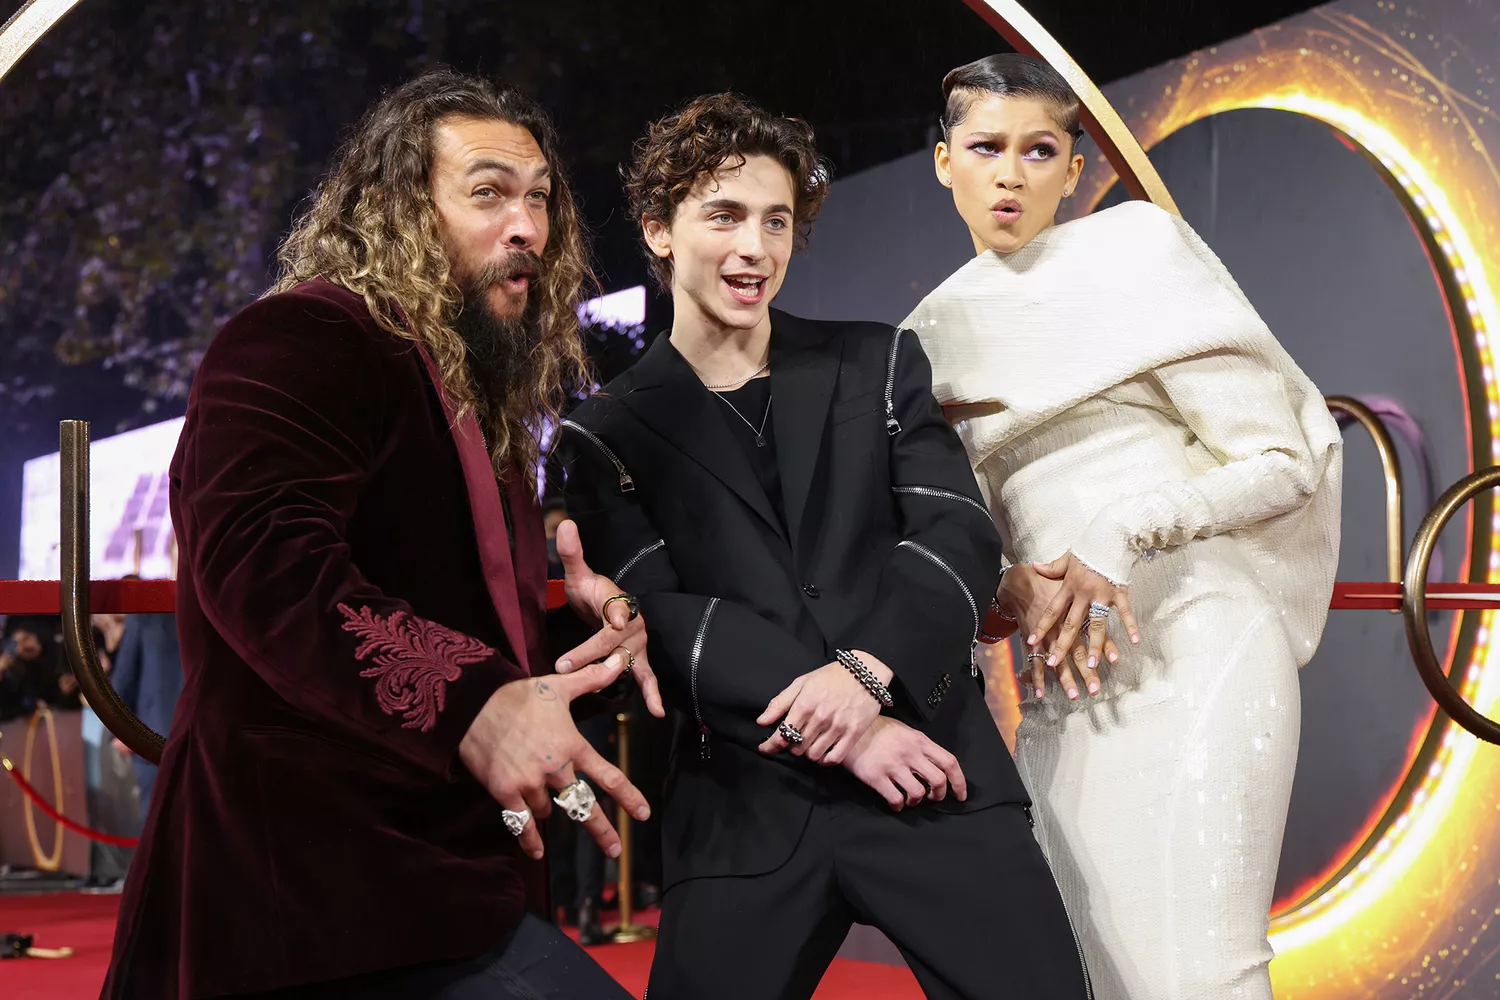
[1326,396,1405,586]
[60,419,166,764]
[1402,466,1500,745]
[0,0,87,85]
[959,0,1180,214]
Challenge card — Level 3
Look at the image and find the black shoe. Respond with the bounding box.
[635,883,661,910]
[577,898,608,946]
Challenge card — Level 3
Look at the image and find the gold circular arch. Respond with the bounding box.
[0,0,84,84]
[14,1,1469,994]
[958,0,1180,214]
[0,0,1184,214]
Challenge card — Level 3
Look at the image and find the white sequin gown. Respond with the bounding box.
[904,202,1343,1000]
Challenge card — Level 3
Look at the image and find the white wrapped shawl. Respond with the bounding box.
[903,201,1342,666]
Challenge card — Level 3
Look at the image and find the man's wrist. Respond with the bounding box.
[849,649,895,687]
[837,649,895,708]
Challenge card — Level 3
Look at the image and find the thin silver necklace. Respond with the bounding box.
[713,382,773,447]
[696,358,770,390]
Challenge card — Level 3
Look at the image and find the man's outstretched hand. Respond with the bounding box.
[459,657,651,861]
[552,519,664,718]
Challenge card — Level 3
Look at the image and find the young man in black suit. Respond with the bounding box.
[559,93,1089,1000]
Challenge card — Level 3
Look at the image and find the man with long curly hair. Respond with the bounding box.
[103,69,659,1000]
[561,93,1087,999]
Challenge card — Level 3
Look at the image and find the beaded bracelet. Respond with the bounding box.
[835,648,895,708]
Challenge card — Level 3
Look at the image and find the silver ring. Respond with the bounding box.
[1087,602,1111,620]
[552,779,597,824]
[501,807,532,837]
[778,721,804,745]
[614,644,635,675]
[1025,652,1047,662]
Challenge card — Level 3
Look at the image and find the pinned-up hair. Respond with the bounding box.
[941,53,1083,145]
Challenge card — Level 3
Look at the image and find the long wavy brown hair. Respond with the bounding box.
[270,68,594,487]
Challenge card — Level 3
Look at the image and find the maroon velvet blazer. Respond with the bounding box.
[103,279,549,999]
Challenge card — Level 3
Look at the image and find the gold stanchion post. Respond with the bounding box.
[607,710,655,943]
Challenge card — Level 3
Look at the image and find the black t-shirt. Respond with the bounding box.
[712,378,787,531]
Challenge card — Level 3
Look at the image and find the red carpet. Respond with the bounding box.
[2,892,925,999]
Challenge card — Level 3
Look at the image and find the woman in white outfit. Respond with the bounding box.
[903,55,1343,999]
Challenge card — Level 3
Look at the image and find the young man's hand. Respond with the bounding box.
[840,716,967,811]
[756,649,894,764]
[551,518,665,718]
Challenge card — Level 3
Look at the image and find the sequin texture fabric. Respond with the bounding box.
[904,202,1343,999]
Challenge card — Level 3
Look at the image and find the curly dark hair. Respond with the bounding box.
[623,92,832,291]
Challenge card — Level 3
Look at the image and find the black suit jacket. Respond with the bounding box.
[561,309,1027,889]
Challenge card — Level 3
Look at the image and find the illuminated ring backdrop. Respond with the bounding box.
[4,0,1497,995]
[1053,4,1500,994]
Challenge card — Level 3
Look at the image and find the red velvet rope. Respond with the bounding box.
[0,579,570,612]
[0,577,1491,849]
[1,756,141,848]
[3,579,1489,613]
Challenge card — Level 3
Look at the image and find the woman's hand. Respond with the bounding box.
[998,564,1113,700]
[1028,553,1140,686]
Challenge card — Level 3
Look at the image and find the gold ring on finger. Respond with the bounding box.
[601,593,640,623]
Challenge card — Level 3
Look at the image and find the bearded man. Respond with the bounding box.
[103,70,660,1000]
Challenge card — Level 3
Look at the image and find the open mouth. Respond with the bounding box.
[991,198,1023,224]
[723,274,768,304]
[501,268,536,293]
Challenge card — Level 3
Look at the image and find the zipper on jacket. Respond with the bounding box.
[614,539,665,584]
[690,598,720,760]
[897,539,980,677]
[892,485,989,519]
[884,328,903,436]
[560,419,634,493]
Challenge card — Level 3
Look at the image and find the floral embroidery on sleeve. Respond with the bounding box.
[338,604,496,732]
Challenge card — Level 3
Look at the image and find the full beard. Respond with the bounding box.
[452,253,546,434]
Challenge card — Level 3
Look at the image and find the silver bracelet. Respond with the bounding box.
[835,649,895,708]
[990,596,1018,625]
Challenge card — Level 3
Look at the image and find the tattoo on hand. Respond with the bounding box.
[545,758,574,776]
[535,680,557,701]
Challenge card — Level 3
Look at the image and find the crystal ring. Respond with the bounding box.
[501,807,532,837]
[778,721,804,745]
[553,779,598,824]
[1086,602,1111,620]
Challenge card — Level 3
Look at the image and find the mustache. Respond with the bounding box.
[467,250,545,290]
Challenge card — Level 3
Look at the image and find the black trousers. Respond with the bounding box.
[241,914,630,999]
[648,797,1090,1000]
